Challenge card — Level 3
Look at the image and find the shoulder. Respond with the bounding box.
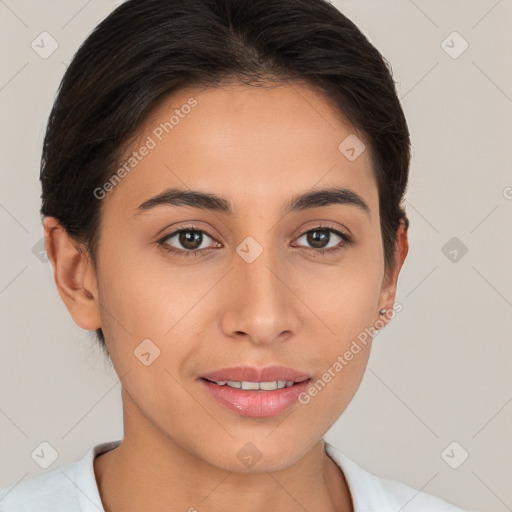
[0,439,120,512]
[0,460,81,511]
[324,442,473,512]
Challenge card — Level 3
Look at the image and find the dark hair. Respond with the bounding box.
[40,0,410,356]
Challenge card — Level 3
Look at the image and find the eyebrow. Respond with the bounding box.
[134,186,370,217]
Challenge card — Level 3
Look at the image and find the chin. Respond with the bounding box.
[199,436,315,474]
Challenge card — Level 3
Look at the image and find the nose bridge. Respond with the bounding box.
[242,245,281,307]
[222,236,298,344]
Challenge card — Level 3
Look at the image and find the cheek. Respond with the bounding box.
[97,246,192,338]
[298,334,372,426]
[293,246,382,403]
[298,253,382,337]
[95,255,197,410]
[95,246,214,387]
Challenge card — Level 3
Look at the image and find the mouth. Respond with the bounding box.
[200,364,311,384]
[200,378,309,390]
[198,365,313,417]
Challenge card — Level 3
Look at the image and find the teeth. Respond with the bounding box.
[211,380,296,390]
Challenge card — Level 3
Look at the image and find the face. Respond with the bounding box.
[53,82,406,472]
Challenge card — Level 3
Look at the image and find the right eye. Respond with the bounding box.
[156,227,220,258]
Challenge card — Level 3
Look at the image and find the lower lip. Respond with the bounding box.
[199,378,312,417]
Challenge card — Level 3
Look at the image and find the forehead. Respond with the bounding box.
[102,82,378,217]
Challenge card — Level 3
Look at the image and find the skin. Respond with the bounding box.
[43,82,408,512]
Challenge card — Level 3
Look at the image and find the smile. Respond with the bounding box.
[204,379,296,390]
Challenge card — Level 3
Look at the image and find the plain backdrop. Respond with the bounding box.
[0,1,511,511]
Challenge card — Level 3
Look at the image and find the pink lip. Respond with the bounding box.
[200,365,311,383]
[199,378,312,417]
[199,365,312,417]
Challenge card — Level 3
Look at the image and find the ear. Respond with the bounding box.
[375,218,409,326]
[43,216,102,331]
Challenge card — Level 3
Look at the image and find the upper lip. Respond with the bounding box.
[200,365,311,383]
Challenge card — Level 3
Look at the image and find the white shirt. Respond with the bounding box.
[0,439,471,511]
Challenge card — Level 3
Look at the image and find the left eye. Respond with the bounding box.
[294,228,351,251]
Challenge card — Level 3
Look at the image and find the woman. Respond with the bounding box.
[0,0,472,510]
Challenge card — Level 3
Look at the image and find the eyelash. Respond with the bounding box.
[156,224,353,259]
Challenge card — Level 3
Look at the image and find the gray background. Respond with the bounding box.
[1,1,511,510]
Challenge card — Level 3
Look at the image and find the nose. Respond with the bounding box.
[220,244,301,346]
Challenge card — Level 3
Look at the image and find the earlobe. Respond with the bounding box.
[43,216,102,331]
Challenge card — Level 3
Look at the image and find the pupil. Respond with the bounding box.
[308,229,328,248]
[180,231,202,250]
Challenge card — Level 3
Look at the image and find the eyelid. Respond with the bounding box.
[292,224,352,248]
[293,219,352,238]
[157,224,219,249]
